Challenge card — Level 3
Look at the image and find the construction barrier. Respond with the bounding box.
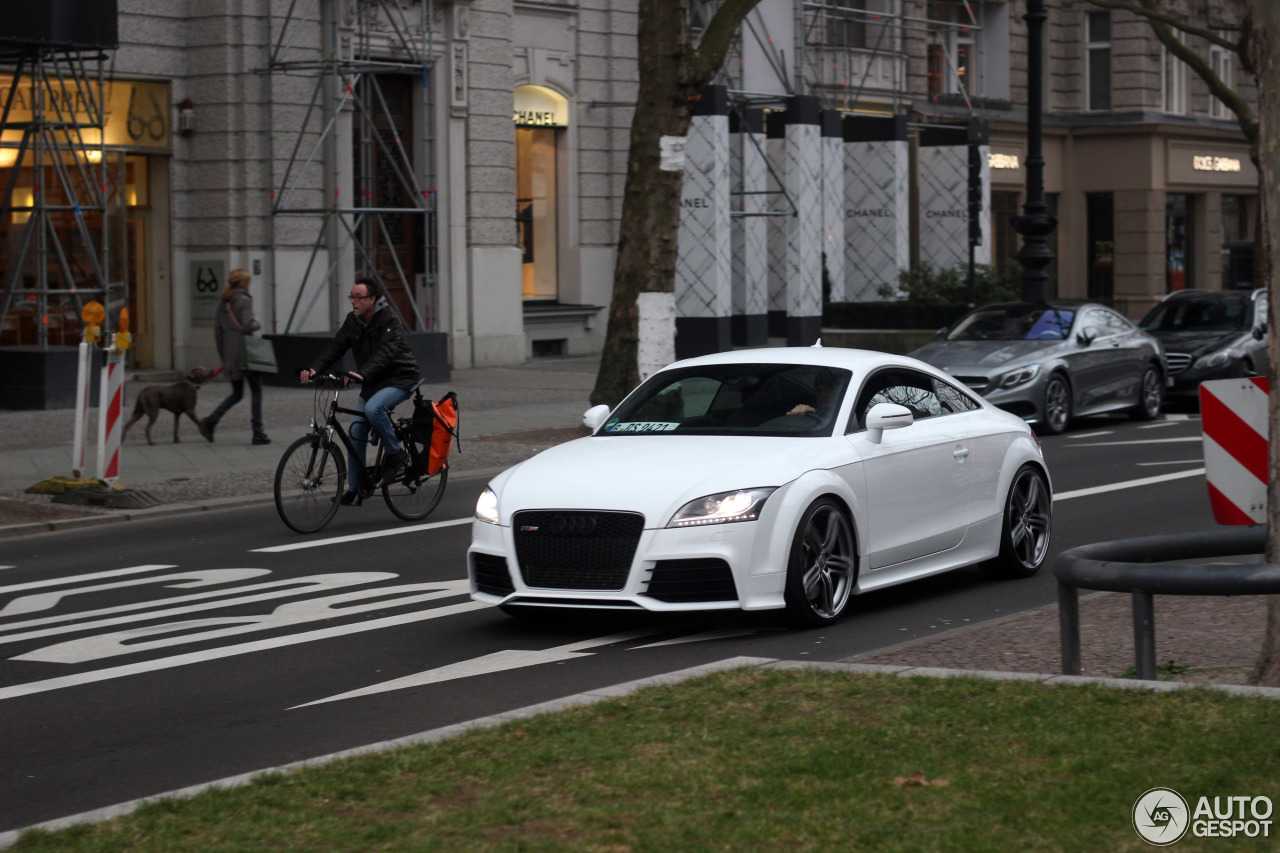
[96,346,125,483]
[1200,377,1268,525]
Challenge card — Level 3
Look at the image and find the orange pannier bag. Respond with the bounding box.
[409,390,459,476]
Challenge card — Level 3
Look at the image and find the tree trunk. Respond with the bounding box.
[590,0,764,408]
[1252,0,1280,685]
[591,0,694,407]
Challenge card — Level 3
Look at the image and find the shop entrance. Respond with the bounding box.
[513,85,568,302]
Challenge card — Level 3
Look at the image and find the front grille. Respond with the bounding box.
[1165,352,1191,375]
[644,559,738,603]
[472,553,515,596]
[513,510,644,590]
[953,375,991,394]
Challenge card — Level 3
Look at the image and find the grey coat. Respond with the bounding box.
[214,289,261,381]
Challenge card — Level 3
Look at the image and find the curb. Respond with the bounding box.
[3,656,1278,847]
[0,466,511,539]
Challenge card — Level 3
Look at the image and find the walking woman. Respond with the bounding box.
[202,268,270,445]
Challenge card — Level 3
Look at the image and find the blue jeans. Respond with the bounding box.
[347,385,411,492]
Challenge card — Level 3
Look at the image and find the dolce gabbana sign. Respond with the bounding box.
[1168,140,1255,186]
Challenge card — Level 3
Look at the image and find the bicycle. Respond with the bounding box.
[273,373,449,533]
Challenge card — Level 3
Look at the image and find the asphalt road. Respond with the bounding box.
[0,412,1215,832]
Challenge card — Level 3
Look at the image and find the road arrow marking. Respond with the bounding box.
[290,629,663,709]
[629,628,769,649]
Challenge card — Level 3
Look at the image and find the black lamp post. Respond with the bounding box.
[1013,0,1057,302]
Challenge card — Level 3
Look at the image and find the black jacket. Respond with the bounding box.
[311,298,420,400]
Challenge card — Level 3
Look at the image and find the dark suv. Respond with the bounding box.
[1138,289,1268,398]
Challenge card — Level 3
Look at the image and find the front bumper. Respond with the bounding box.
[468,517,787,613]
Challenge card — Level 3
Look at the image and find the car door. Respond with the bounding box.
[843,368,971,570]
[1096,308,1150,405]
[1070,307,1136,412]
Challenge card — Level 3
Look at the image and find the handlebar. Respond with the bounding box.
[297,368,362,389]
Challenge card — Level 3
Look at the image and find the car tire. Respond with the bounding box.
[783,498,857,628]
[1038,374,1071,435]
[1131,364,1163,421]
[981,465,1052,580]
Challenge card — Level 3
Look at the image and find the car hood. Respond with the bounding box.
[488,435,843,526]
[910,339,1060,373]
[1145,330,1242,356]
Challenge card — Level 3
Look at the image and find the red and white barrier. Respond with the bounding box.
[96,348,125,483]
[1200,377,1268,525]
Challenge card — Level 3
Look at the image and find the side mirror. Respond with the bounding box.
[1254,323,1267,340]
[865,402,913,444]
[583,404,612,432]
[1077,326,1098,346]
[935,326,947,339]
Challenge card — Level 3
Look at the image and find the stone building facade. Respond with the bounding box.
[0,0,1259,378]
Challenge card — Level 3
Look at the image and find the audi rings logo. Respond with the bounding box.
[524,514,599,537]
[1133,788,1190,846]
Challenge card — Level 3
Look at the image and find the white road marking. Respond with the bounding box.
[1054,468,1204,502]
[1068,437,1202,447]
[0,569,269,617]
[0,573,395,646]
[1136,460,1203,467]
[1067,431,1113,439]
[252,517,472,552]
[1138,421,1181,430]
[630,628,766,649]
[290,629,664,709]
[0,597,487,701]
[15,580,472,664]
[0,565,177,594]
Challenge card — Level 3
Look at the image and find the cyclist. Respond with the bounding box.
[300,276,421,504]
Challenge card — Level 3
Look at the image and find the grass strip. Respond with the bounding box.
[13,669,1280,852]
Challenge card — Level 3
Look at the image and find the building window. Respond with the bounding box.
[926,1,979,98]
[1085,11,1111,112]
[1086,192,1114,301]
[1222,194,1254,289]
[1209,41,1233,119]
[1162,34,1187,115]
[1166,193,1193,291]
[825,0,895,49]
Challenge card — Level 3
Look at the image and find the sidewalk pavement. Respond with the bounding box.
[0,355,600,522]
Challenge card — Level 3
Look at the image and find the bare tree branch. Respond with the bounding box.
[1087,0,1257,151]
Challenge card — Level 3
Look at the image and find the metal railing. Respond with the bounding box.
[1054,527,1280,680]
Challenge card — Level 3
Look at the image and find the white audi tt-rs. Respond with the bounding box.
[468,345,1052,627]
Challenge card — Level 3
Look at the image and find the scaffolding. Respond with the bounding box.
[0,44,122,348]
[264,0,437,334]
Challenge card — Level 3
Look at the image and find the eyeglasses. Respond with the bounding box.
[348,293,372,302]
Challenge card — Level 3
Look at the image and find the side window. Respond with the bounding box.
[1097,310,1132,336]
[934,377,981,413]
[850,369,946,431]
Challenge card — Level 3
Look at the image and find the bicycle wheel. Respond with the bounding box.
[275,435,346,533]
[383,464,448,521]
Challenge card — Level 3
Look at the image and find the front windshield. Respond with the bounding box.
[946,305,1075,342]
[1140,298,1251,333]
[602,363,852,437]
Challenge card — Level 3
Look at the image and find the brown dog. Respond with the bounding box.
[122,367,215,445]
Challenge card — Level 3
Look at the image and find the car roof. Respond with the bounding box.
[1160,288,1256,301]
[661,345,950,379]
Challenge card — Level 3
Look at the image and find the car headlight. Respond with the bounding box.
[997,364,1040,389]
[667,488,776,528]
[1193,349,1232,370]
[475,487,500,524]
